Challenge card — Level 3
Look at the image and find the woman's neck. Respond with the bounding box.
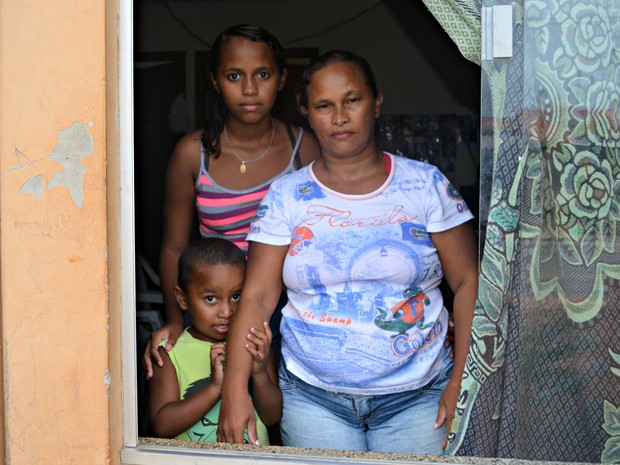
[314,150,388,195]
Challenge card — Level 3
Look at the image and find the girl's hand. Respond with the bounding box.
[443,314,456,358]
[434,379,461,450]
[245,322,272,377]
[210,342,226,392]
[142,321,184,379]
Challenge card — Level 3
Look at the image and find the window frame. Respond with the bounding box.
[117,1,472,464]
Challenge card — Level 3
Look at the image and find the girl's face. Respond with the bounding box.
[174,263,245,343]
[302,61,383,160]
[210,36,287,125]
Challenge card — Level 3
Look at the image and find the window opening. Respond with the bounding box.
[124,1,481,462]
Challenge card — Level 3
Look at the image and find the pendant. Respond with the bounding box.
[240,162,247,174]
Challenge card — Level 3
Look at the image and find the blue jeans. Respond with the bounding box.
[278,362,452,454]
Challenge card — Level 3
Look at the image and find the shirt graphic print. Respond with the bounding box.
[248,153,473,395]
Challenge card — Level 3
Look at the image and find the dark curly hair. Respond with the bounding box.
[177,238,245,292]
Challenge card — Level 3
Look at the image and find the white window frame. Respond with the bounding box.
[117,1,473,464]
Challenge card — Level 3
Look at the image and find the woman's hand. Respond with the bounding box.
[217,388,260,445]
[142,321,184,379]
[434,378,461,450]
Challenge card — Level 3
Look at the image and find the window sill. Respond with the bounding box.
[121,438,478,465]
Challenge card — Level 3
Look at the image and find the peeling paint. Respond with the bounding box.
[104,370,111,398]
[18,175,44,199]
[19,121,94,207]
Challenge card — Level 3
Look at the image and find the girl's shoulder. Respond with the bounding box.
[173,129,203,155]
[169,129,203,178]
[281,122,320,166]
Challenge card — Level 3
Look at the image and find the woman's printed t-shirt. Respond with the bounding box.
[247,153,473,395]
[163,329,270,444]
[195,128,304,255]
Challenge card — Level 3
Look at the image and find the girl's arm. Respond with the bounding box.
[246,322,282,426]
[143,132,201,379]
[217,241,288,445]
[430,221,479,449]
[149,345,223,438]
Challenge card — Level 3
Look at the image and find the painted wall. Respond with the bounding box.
[0,0,111,463]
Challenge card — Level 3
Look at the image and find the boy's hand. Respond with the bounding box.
[210,342,226,392]
[245,322,272,377]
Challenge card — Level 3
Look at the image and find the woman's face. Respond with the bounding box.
[210,36,287,125]
[302,61,383,160]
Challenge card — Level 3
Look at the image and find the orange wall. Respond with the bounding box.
[0,0,111,463]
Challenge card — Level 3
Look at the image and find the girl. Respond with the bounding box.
[217,50,478,455]
[143,24,321,378]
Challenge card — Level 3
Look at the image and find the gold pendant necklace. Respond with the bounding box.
[223,119,275,174]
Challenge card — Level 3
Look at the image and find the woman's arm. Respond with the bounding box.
[430,221,479,448]
[246,321,282,426]
[217,241,288,444]
[149,345,223,438]
[143,132,201,378]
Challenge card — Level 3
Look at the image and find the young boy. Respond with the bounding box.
[149,238,281,444]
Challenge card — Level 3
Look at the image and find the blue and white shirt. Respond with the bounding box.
[247,153,473,395]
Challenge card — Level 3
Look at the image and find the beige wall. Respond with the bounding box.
[0,0,112,463]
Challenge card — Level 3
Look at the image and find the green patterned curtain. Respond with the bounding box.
[422,0,620,462]
[421,0,482,65]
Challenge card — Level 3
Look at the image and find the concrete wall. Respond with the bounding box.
[0,0,110,463]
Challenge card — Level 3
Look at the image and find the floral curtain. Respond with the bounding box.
[422,0,620,462]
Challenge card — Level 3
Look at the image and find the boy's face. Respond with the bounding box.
[175,263,245,343]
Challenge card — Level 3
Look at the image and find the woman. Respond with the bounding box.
[218,50,478,454]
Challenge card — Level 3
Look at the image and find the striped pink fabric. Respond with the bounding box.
[195,174,272,253]
[194,129,303,254]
